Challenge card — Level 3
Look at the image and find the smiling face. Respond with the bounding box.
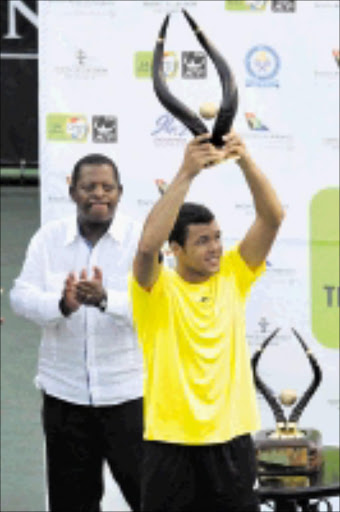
[171,220,223,282]
[70,163,122,225]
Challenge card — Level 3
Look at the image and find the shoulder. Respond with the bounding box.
[112,210,143,243]
[31,215,76,244]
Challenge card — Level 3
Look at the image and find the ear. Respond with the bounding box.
[69,185,76,202]
[169,241,181,257]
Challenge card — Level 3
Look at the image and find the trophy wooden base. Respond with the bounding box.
[255,428,323,487]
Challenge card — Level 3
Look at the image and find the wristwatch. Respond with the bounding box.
[98,295,107,312]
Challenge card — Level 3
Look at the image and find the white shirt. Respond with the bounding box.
[10,212,143,406]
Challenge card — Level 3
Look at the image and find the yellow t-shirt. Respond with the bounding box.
[129,246,265,444]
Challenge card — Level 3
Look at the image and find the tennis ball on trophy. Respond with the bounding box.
[199,102,218,120]
[279,389,297,406]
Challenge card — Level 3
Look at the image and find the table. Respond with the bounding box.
[258,447,340,511]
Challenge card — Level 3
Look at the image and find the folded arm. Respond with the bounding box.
[10,234,64,327]
[133,134,226,289]
[223,133,285,269]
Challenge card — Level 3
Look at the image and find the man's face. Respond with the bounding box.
[70,163,122,224]
[172,220,223,281]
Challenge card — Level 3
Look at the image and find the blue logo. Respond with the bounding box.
[151,113,189,138]
[245,45,280,87]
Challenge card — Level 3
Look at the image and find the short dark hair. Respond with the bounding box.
[70,154,121,188]
[169,202,215,247]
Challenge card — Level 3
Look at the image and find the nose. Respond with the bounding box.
[92,184,105,197]
[209,239,222,253]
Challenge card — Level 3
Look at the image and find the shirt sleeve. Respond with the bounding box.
[105,289,131,319]
[222,245,266,298]
[128,268,165,346]
[9,230,63,327]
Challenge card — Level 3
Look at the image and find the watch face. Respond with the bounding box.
[99,298,107,311]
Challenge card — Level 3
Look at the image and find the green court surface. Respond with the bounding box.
[1,185,45,512]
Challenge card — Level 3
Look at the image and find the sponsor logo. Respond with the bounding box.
[225,0,268,11]
[182,51,207,79]
[314,50,339,81]
[245,45,280,87]
[163,52,179,79]
[245,112,269,131]
[55,50,109,80]
[134,52,153,78]
[243,113,294,150]
[155,179,168,195]
[271,0,296,12]
[134,51,178,78]
[332,49,340,68]
[322,137,339,151]
[151,112,190,147]
[314,1,339,8]
[92,116,117,143]
[310,188,339,349]
[142,1,198,12]
[258,316,270,333]
[235,202,289,217]
[46,114,88,142]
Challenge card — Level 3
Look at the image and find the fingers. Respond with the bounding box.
[75,281,103,306]
[80,268,87,280]
[222,132,245,161]
[65,271,77,285]
[191,132,211,145]
[92,266,103,282]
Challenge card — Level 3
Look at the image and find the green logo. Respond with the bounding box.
[134,52,153,78]
[46,114,88,142]
[310,188,339,349]
[225,0,268,10]
[134,51,178,79]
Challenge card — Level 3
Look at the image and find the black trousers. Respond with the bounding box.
[142,434,260,512]
[42,393,143,512]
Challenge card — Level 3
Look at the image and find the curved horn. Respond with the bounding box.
[288,329,322,424]
[152,14,209,138]
[251,328,287,424]
[182,9,238,147]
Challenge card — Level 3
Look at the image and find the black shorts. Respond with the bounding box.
[142,434,259,512]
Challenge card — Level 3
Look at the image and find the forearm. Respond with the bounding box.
[10,281,63,327]
[138,170,193,254]
[238,153,284,227]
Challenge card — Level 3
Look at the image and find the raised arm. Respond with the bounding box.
[223,132,285,269]
[133,133,226,289]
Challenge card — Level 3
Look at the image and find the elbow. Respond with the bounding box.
[278,206,286,226]
[274,207,285,228]
[259,207,285,230]
[9,288,21,315]
[137,239,159,258]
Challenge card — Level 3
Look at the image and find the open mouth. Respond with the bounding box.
[89,203,110,213]
[206,256,220,266]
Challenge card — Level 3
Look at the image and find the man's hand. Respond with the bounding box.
[60,272,81,316]
[222,131,250,164]
[75,267,107,307]
[180,133,228,177]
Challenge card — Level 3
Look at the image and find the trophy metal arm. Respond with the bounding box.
[253,328,324,484]
[153,10,238,147]
[288,328,322,425]
[252,328,287,428]
[153,14,208,139]
[182,9,238,147]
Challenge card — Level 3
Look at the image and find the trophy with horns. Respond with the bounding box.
[153,9,238,147]
[252,328,324,487]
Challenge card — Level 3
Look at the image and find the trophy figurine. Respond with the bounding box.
[252,328,324,486]
[153,10,238,147]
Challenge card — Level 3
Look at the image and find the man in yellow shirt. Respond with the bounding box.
[131,132,284,511]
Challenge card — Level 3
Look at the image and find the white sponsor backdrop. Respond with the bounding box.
[39,1,339,510]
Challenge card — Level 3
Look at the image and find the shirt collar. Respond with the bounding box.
[64,212,125,246]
